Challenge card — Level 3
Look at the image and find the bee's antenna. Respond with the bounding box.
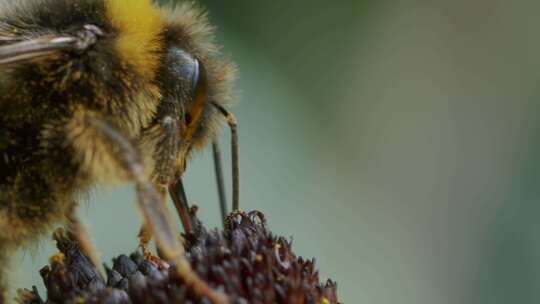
[212,139,228,223]
[212,102,240,211]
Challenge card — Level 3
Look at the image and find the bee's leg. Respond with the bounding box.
[138,188,168,261]
[69,110,227,304]
[152,116,180,186]
[149,115,193,233]
[137,225,152,257]
[65,202,104,277]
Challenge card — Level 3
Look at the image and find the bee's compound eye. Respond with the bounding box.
[190,58,200,96]
[164,48,200,94]
[187,59,207,126]
[184,58,200,125]
[164,47,208,128]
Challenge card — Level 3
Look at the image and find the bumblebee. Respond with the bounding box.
[0,0,238,302]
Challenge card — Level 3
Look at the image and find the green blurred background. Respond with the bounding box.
[13,0,540,303]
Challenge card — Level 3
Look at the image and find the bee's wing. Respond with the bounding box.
[0,34,78,66]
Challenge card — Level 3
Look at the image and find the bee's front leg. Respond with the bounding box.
[142,115,194,234]
[138,115,186,255]
[151,116,180,187]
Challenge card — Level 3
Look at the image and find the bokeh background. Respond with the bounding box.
[13,0,540,303]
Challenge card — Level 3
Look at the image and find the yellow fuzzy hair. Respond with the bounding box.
[106,0,164,78]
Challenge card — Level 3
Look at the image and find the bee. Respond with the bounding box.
[0,0,239,302]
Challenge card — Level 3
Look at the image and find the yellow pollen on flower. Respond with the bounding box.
[49,252,65,265]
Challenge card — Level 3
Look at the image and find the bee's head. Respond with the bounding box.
[158,47,211,149]
[155,4,235,164]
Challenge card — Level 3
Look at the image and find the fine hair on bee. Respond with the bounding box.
[0,0,240,302]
